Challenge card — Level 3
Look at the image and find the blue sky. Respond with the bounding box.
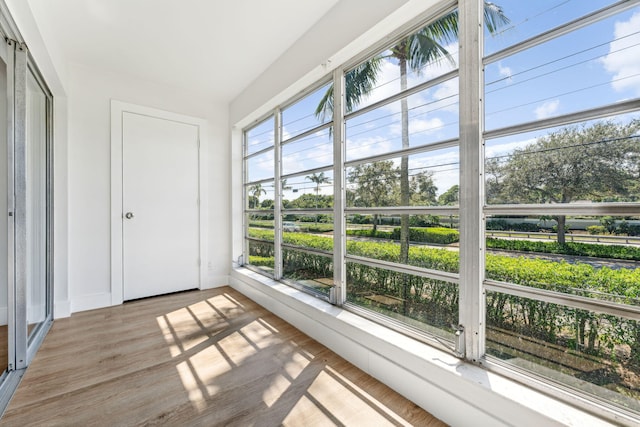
[246,0,640,202]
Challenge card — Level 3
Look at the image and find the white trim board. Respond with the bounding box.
[110,100,208,306]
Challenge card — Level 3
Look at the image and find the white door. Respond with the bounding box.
[122,112,200,300]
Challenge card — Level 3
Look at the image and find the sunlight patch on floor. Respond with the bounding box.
[282,395,337,426]
[262,373,292,407]
[176,360,219,412]
[218,330,258,366]
[239,319,278,350]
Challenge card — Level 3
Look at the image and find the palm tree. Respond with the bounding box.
[306,172,331,198]
[305,172,331,223]
[281,179,292,192]
[248,183,266,209]
[316,3,509,264]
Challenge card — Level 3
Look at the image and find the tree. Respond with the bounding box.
[305,172,331,199]
[348,161,399,231]
[438,184,459,205]
[317,3,509,264]
[305,172,332,223]
[289,193,333,209]
[410,171,438,205]
[248,183,266,209]
[488,120,640,244]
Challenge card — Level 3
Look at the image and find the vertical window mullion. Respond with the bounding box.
[274,109,283,280]
[241,133,249,265]
[332,68,346,305]
[458,0,485,361]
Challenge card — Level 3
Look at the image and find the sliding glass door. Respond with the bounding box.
[0,33,53,413]
[25,66,50,341]
[0,37,8,381]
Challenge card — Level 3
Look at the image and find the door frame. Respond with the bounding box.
[110,100,208,305]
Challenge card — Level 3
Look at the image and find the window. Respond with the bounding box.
[242,0,640,421]
[482,0,640,417]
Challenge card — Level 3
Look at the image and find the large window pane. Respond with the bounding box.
[282,83,332,139]
[345,10,459,114]
[282,170,334,209]
[283,249,333,297]
[346,149,459,208]
[485,114,640,205]
[485,5,640,131]
[247,240,274,276]
[347,263,458,338]
[347,214,459,272]
[485,214,640,305]
[246,149,274,183]
[282,127,332,175]
[245,116,274,156]
[345,78,459,162]
[245,181,275,210]
[283,214,334,252]
[246,211,275,275]
[484,0,620,56]
[486,292,640,414]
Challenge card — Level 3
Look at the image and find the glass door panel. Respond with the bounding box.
[0,55,7,374]
[25,69,48,338]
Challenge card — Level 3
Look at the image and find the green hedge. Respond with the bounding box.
[247,228,640,364]
[346,227,459,244]
[346,229,394,239]
[486,238,640,261]
[390,227,460,244]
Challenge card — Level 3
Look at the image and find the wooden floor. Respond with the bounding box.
[1,287,445,426]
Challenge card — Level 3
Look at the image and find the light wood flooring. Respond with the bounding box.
[1,287,445,426]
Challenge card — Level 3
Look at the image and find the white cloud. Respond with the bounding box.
[498,63,512,81]
[534,99,560,119]
[281,134,333,176]
[485,137,537,158]
[345,135,395,160]
[390,117,445,136]
[600,12,640,96]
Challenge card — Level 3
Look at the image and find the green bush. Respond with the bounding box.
[487,220,540,232]
[346,229,393,239]
[249,256,274,268]
[390,227,459,245]
[248,220,275,229]
[299,223,334,233]
[486,238,640,261]
[586,225,606,235]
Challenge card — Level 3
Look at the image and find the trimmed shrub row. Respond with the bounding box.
[346,227,460,245]
[248,228,640,365]
[486,238,640,261]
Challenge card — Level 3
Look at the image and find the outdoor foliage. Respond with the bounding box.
[486,120,640,244]
[248,228,640,366]
[390,227,459,245]
[486,219,540,232]
[486,238,640,261]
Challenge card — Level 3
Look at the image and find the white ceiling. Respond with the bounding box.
[26,0,340,102]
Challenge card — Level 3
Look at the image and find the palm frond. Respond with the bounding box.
[484,2,510,34]
[314,85,334,122]
[315,56,382,121]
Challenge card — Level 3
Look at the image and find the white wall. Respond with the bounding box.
[68,62,229,312]
[230,0,410,126]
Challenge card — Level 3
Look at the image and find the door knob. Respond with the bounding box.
[125,212,134,219]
